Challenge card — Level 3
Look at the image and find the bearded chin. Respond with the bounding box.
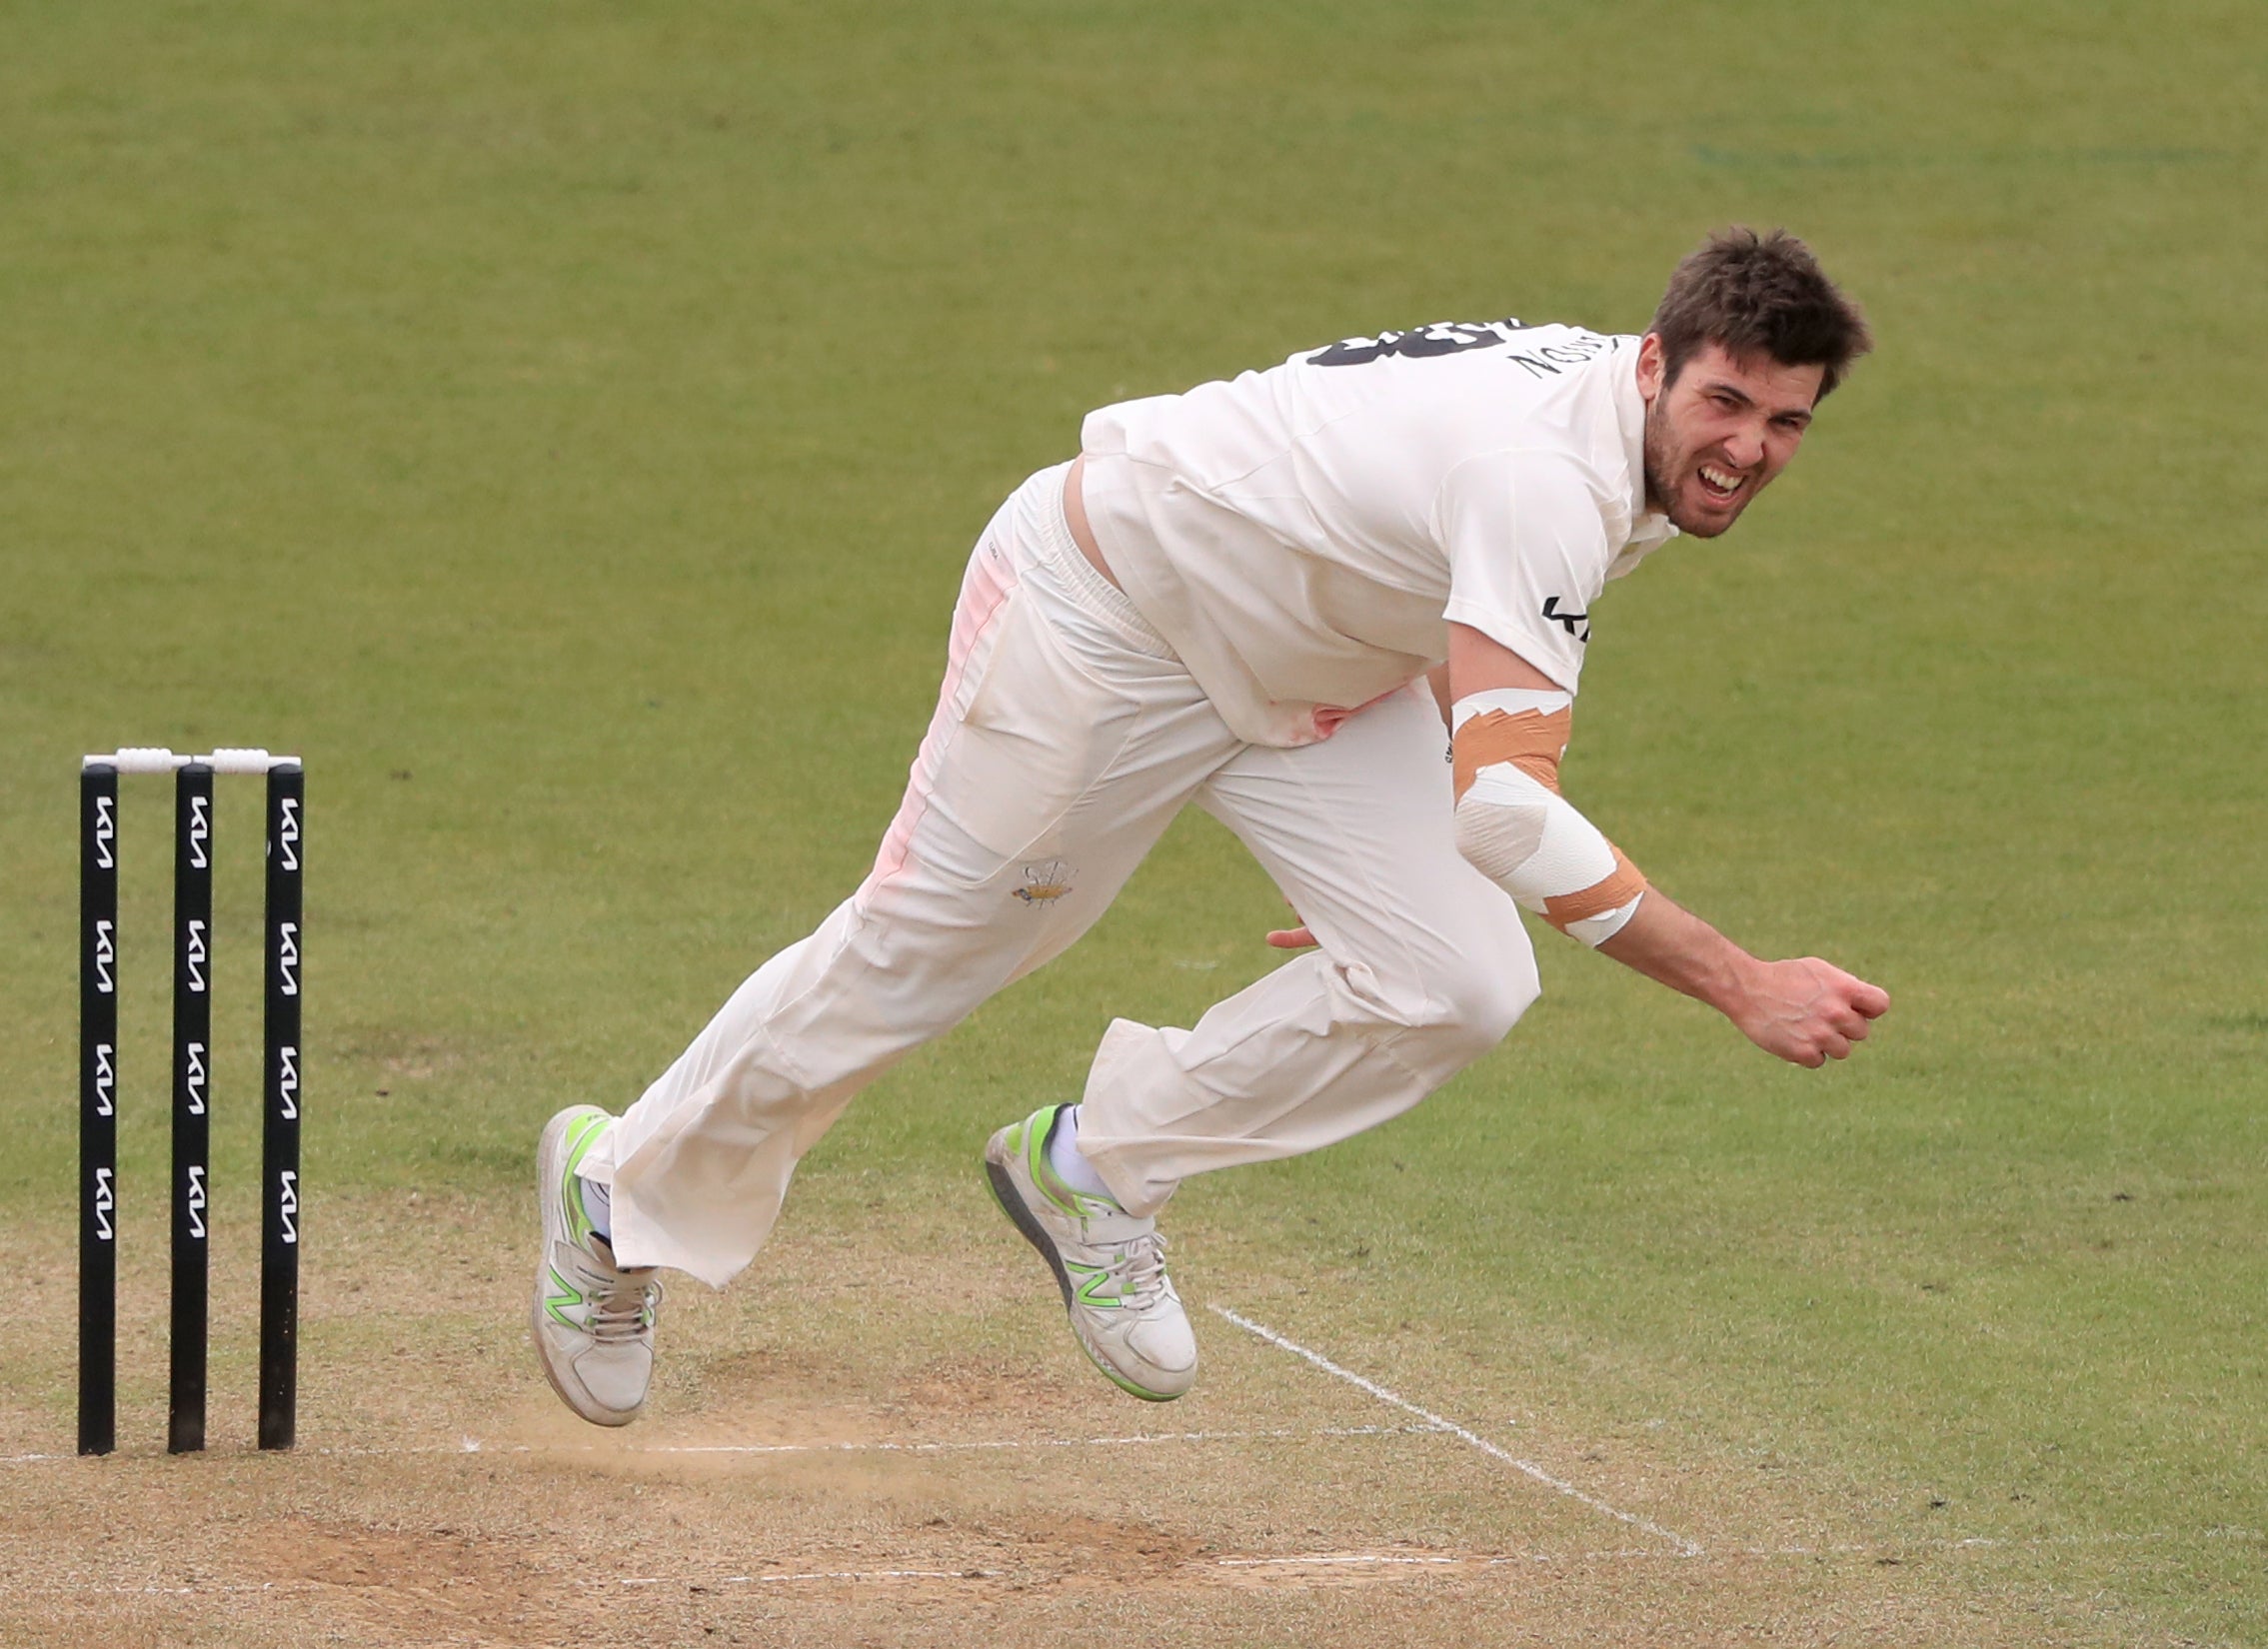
[1639,404,1676,519]
[1650,403,1668,510]
[1640,406,1738,537]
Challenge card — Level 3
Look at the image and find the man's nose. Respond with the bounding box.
[1726,423,1768,469]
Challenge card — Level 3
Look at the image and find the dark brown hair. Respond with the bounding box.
[1649,227,1871,399]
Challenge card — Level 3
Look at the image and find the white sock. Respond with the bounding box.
[1047,1105,1118,1202]
[578,1171,613,1242]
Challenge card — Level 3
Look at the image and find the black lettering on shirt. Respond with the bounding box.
[1542,596,1590,643]
[1306,319,1537,368]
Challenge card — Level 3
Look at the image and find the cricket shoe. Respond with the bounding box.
[984,1103,1196,1401]
[532,1105,664,1427]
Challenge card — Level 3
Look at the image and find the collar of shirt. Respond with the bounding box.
[1608,341,1677,575]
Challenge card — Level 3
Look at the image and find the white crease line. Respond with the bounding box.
[621,1568,995,1587]
[1209,1304,1704,1558]
[1218,1527,2267,1569]
[1218,1550,1667,1568]
[564,1423,1443,1459]
[0,1569,1002,1600]
[1737,1525,2264,1559]
[438,1423,1440,1458]
[3,1424,1442,1469]
[1222,1554,1464,1567]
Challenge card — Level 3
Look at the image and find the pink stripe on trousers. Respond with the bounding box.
[863,537,1019,891]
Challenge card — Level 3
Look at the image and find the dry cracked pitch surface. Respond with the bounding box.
[2,1189,2166,1647]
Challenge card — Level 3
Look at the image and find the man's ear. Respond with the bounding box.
[1635,333,1665,407]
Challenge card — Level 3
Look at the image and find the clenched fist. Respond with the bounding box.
[1726,955,1891,1067]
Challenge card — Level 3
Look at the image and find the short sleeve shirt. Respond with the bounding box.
[1077,322,1676,747]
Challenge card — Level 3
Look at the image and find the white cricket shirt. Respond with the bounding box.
[1078,321,1676,748]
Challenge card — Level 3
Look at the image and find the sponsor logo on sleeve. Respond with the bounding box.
[1541,596,1590,643]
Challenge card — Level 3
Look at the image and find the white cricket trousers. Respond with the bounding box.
[584,464,1539,1286]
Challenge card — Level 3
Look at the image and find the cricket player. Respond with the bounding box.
[533,227,1889,1422]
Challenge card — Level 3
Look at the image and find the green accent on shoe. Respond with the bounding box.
[1066,1326,1180,1401]
[560,1110,611,1245]
[1020,1103,1084,1217]
[984,1114,1184,1404]
[1066,1261,1124,1309]
[1019,1103,1126,1219]
[544,1264,584,1329]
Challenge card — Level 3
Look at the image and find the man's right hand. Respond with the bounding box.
[1594,889,1889,1067]
[1724,955,1891,1067]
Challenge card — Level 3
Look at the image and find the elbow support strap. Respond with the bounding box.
[1451,690,1647,946]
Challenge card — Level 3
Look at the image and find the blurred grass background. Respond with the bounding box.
[2,1,2261,1637]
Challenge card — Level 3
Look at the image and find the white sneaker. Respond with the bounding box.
[984,1104,1196,1401]
[532,1105,663,1426]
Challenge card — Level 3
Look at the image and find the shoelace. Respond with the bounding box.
[574,1256,664,1345]
[1101,1231,1172,1311]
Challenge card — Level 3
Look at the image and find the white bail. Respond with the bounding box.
[85,748,299,774]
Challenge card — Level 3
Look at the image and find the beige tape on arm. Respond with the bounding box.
[1452,707,1569,801]
[1539,844,1649,933]
[1450,704,1649,941]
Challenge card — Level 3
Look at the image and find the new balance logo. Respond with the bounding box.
[1541,596,1590,643]
[1067,1262,1123,1309]
[545,1266,580,1326]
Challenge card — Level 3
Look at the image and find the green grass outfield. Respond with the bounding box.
[3,0,2262,1638]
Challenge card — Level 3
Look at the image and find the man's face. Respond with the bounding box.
[1636,335,1824,538]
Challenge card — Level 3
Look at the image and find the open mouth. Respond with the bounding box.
[1696,463,1746,506]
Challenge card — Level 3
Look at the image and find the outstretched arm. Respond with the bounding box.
[1594,884,1888,1066]
[1442,622,1890,1065]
